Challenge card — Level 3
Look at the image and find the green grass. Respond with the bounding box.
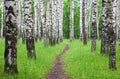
[0,39,67,79]
[62,40,120,79]
[0,39,120,79]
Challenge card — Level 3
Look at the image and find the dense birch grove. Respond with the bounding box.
[0,0,119,73]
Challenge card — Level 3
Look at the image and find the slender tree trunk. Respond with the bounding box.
[79,0,83,40]
[57,0,60,42]
[51,0,57,45]
[4,0,18,73]
[17,0,21,39]
[44,0,50,46]
[34,0,38,41]
[101,0,109,54]
[34,0,39,41]
[0,0,3,38]
[57,0,63,43]
[96,1,99,39]
[59,0,64,42]
[21,0,26,43]
[85,0,88,40]
[55,0,59,44]
[70,0,74,41]
[37,2,40,40]
[49,0,53,45]
[82,0,87,45]
[91,0,97,51]
[87,0,92,39]
[116,1,119,40]
[23,0,36,59]
[107,0,116,69]
[117,0,120,45]
[39,0,44,40]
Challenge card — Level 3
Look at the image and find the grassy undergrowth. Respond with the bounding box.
[0,39,120,79]
[0,39,67,79]
[63,40,120,79]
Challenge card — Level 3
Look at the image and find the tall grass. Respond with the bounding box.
[0,39,67,79]
[63,40,120,79]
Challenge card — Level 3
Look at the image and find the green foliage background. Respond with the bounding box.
[63,0,102,39]
[0,0,102,38]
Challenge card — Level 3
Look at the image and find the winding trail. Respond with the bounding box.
[46,44,69,79]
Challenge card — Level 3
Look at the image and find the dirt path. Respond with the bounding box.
[46,44,69,79]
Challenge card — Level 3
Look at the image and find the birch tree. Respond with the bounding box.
[79,0,83,40]
[117,0,120,45]
[21,0,26,43]
[51,0,57,45]
[82,0,87,45]
[45,0,51,46]
[17,0,21,39]
[34,0,40,41]
[0,0,3,38]
[4,0,18,73]
[57,0,61,42]
[39,0,47,45]
[70,0,74,41]
[23,0,36,59]
[91,0,97,51]
[107,0,116,69]
[85,0,88,40]
[101,0,109,54]
[59,0,64,41]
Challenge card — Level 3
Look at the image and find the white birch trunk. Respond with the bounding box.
[34,0,39,40]
[0,0,3,38]
[79,0,83,40]
[4,0,19,73]
[23,0,36,59]
[39,0,46,41]
[52,0,57,44]
[91,0,97,51]
[70,0,74,41]
[45,0,51,46]
[117,0,120,45]
[17,0,21,39]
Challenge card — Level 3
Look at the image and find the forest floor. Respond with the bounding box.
[0,39,120,79]
[46,44,69,79]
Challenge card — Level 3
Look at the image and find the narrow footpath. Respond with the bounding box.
[46,44,69,79]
